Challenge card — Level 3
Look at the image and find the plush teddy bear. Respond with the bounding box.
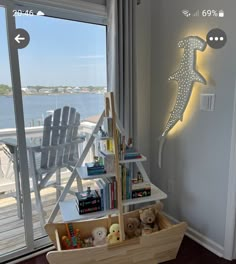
[139,203,163,235]
[125,217,142,239]
[107,223,120,244]
[92,226,107,246]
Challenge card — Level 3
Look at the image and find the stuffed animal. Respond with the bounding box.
[107,223,120,244]
[125,217,142,239]
[82,237,93,248]
[139,203,163,235]
[92,226,107,246]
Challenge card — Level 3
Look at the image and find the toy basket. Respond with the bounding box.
[45,206,187,264]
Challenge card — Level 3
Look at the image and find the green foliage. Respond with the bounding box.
[0,84,105,95]
[0,84,11,95]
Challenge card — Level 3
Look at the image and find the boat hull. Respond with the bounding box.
[45,206,187,264]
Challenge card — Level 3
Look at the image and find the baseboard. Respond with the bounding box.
[163,212,224,258]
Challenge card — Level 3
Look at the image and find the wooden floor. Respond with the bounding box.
[0,187,63,255]
[17,236,236,264]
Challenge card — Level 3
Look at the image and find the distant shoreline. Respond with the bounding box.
[0,91,105,96]
[0,85,106,96]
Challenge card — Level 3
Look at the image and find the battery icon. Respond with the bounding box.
[219,10,224,17]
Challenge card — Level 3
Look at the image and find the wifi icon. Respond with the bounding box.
[182,9,191,17]
[193,10,200,17]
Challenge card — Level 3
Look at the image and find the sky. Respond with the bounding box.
[0,8,107,87]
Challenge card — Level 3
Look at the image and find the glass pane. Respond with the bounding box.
[16,14,107,239]
[0,7,26,257]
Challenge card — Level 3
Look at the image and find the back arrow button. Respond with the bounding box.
[14,28,30,49]
[15,34,26,44]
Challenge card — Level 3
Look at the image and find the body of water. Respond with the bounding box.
[0,93,104,129]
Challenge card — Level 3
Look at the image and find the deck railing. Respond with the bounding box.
[0,120,97,194]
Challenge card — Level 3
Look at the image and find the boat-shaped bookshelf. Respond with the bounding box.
[45,92,187,264]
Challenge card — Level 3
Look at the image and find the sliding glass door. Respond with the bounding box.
[16,11,106,241]
[0,1,107,262]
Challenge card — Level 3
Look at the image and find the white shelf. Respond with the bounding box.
[59,199,119,222]
[119,154,147,164]
[76,166,115,180]
[122,184,167,206]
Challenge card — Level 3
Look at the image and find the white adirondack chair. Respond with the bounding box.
[28,106,84,231]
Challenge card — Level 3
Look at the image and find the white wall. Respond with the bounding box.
[149,0,236,248]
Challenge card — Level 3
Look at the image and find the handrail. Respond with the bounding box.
[0,121,97,140]
[0,126,43,140]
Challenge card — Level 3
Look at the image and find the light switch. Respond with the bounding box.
[200,94,215,111]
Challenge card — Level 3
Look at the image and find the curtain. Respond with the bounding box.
[107,0,136,138]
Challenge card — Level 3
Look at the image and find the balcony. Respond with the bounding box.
[0,117,98,256]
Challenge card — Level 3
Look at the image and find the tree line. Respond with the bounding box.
[0,84,105,95]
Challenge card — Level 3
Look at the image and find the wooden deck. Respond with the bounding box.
[0,140,94,257]
[0,177,95,257]
[0,187,63,255]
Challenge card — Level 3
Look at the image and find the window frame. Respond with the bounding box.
[11,0,107,25]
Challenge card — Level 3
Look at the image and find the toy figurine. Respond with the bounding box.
[132,171,144,184]
[66,223,78,248]
[139,203,163,235]
[98,126,107,137]
[92,227,107,246]
[75,228,82,248]
[137,172,143,182]
[125,218,142,239]
[107,223,120,244]
[61,235,73,250]
[62,225,83,249]
[127,137,133,147]
[82,237,93,248]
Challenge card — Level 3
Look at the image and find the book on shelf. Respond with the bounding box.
[85,162,106,175]
[106,139,113,152]
[131,182,151,191]
[79,206,102,215]
[95,180,105,211]
[106,177,116,209]
[124,146,142,160]
[99,150,115,174]
[112,179,117,208]
[85,162,104,169]
[131,188,151,199]
[121,165,126,200]
[75,188,101,210]
[77,198,101,208]
[120,166,151,200]
[121,165,132,200]
[94,177,117,211]
[124,153,142,160]
[131,182,151,199]
[100,178,109,211]
[99,150,114,156]
[87,169,106,176]
[126,169,132,199]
